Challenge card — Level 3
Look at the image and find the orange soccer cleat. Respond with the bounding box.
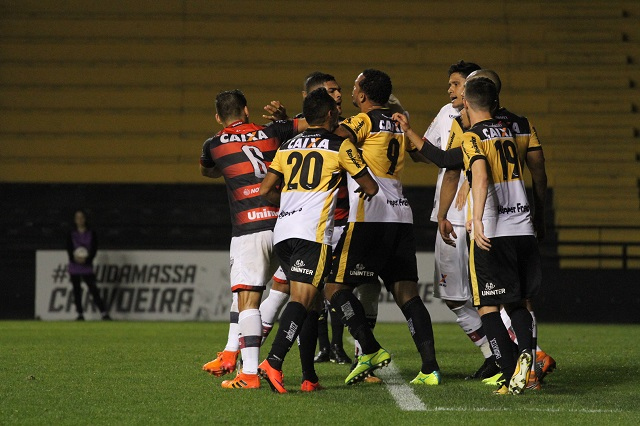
[535,351,557,381]
[300,380,323,392]
[202,350,240,377]
[220,372,260,389]
[258,359,287,394]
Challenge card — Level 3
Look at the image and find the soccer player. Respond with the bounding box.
[409,61,500,380]
[258,88,378,393]
[324,69,441,386]
[435,69,556,389]
[459,77,540,395]
[199,89,305,389]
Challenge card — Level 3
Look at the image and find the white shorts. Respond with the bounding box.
[272,266,288,284]
[433,224,470,301]
[229,230,279,292]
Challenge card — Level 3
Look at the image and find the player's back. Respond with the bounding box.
[462,119,534,238]
[340,108,412,224]
[201,120,298,236]
[494,107,542,168]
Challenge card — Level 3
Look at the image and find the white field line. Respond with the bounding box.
[376,361,427,411]
[347,338,622,414]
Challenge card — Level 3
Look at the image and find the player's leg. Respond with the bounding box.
[221,231,274,389]
[352,281,382,382]
[297,293,322,391]
[314,298,331,362]
[259,239,325,393]
[70,274,84,320]
[435,228,496,379]
[203,292,240,376]
[259,268,289,344]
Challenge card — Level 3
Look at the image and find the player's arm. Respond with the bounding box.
[334,123,356,143]
[263,101,289,121]
[526,148,547,241]
[200,164,223,178]
[392,112,463,168]
[437,169,462,247]
[470,158,491,251]
[340,139,378,200]
[259,170,283,206]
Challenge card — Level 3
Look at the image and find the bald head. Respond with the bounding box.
[467,69,502,94]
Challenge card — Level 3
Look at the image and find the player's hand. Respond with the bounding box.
[354,187,375,201]
[473,219,491,251]
[262,101,288,121]
[455,180,470,210]
[465,219,472,234]
[438,218,457,247]
[533,217,546,242]
[391,112,411,132]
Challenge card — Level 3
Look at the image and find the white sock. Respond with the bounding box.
[451,301,492,359]
[259,289,289,343]
[238,309,262,375]
[224,293,240,352]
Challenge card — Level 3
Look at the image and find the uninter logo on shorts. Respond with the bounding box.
[482,282,506,296]
[291,259,313,275]
[349,263,375,277]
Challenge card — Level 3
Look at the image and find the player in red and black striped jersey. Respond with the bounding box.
[199,89,306,389]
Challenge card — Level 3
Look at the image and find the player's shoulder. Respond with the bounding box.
[437,103,459,120]
[280,129,342,151]
[495,107,532,134]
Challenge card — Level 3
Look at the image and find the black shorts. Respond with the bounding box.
[274,238,331,288]
[469,235,541,307]
[325,222,419,290]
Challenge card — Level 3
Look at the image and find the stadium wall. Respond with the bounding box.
[1,184,638,323]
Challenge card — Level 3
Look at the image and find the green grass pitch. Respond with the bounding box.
[1,321,638,425]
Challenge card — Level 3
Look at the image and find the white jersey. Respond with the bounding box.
[424,103,467,226]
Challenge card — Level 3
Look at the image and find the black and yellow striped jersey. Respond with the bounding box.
[461,119,535,238]
[340,108,413,224]
[268,128,369,245]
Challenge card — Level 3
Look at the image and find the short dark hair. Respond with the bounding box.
[448,60,481,78]
[303,88,336,125]
[464,77,498,112]
[360,69,392,105]
[215,89,247,121]
[304,71,337,93]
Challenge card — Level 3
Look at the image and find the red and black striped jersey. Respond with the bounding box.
[200,119,299,237]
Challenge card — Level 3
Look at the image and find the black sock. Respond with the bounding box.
[298,310,319,383]
[330,289,380,354]
[508,306,534,355]
[267,302,307,370]
[317,304,330,349]
[482,311,516,379]
[329,302,345,346]
[400,296,439,373]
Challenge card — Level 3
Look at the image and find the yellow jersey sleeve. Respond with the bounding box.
[446,118,465,150]
[338,139,369,178]
[340,113,372,145]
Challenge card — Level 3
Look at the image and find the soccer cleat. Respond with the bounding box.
[300,380,323,392]
[330,344,352,365]
[314,347,331,363]
[410,370,441,385]
[258,359,287,393]
[465,357,501,380]
[508,351,533,395]
[345,348,391,385]
[482,372,505,387]
[526,369,542,390]
[535,351,556,381]
[493,384,510,395]
[220,372,260,389]
[202,350,240,377]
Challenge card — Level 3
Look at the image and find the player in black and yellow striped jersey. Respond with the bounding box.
[257,88,377,393]
[460,77,541,395]
[325,69,442,386]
